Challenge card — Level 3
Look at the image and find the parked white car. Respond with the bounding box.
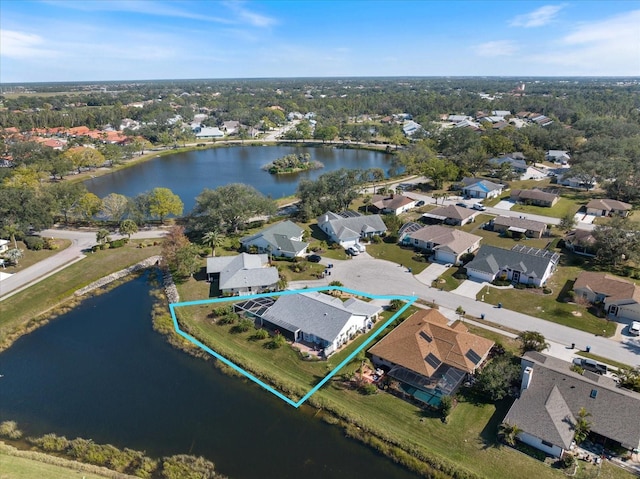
[346,246,360,256]
[354,243,366,253]
[630,321,640,336]
[472,203,486,211]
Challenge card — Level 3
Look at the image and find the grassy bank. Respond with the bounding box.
[0,240,162,352]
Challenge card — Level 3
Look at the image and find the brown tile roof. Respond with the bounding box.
[565,229,596,245]
[371,194,414,211]
[368,309,494,377]
[573,271,640,303]
[428,205,477,221]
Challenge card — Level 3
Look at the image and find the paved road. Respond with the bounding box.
[290,254,640,367]
[0,227,166,300]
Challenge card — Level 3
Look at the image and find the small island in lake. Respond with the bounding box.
[262,153,324,175]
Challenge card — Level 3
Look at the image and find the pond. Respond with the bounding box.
[0,274,416,479]
[84,145,397,211]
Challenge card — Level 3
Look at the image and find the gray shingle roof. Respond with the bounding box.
[504,352,640,450]
[241,220,308,255]
[261,292,380,343]
[317,211,386,240]
[206,253,279,290]
[493,216,547,234]
[465,245,554,278]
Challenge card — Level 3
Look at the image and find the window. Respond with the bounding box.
[541,440,554,448]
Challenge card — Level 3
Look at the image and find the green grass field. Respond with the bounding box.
[1,239,71,273]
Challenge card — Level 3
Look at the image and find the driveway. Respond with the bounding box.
[451,279,487,299]
[494,200,515,210]
[414,262,450,286]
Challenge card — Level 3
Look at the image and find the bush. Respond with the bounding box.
[43,237,58,250]
[217,312,239,325]
[24,236,44,250]
[359,383,378,395]
[543,287,552,295]
[439,395,453,421]
[230,318,253,334]
[108,238,128,249]
[0,420,23,439]
[249,328,269,341]
[371,235,383,244]
[560,453,576,469]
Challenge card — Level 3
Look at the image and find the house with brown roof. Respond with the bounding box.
[401,225,481,265]
[369,309,494,406]
[503,352,640,458]
[421,205,478,226]
[564,229,596,256]
[573,271,640,321]
[586,199,632,218]
[510,189,559,207]
[491,216,548,239]
[370,193,416,216]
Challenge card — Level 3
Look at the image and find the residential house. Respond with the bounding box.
[206,253,279,295]
[460,177,505,199]
[556,169,596,189]
[222,121,241,135]
[532,115,553,126]
[503,351,640,458]
[369,309,494,406]
[491,216,548,239]
[237,291,382,356]
[0,239,9,253]
[448,115,472,123]
[195,126,224,138]
[402,225,481,265]
[511,189,559,207]
[546,150,571,164]
[564,229,596,256]
[402,120,422,137]
[573,271,640,322]
[240,220,309,258]
[317,211,386,248]
[585,199,632,218]
[492,110,512,117]
[421,205,478,226]
[370,194,416,216]
[465,244,559,286]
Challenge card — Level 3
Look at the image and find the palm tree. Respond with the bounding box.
[574,407,592,444]
[3,224,20,249]
[202,231,221,257]
[498,422,522,447]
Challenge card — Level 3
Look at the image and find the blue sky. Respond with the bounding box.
[1,0,639,82]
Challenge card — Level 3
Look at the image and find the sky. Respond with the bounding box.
[1,0,639,83]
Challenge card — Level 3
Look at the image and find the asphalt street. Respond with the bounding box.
[289,254,640,368]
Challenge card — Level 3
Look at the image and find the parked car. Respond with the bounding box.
[346,246,360,256]
[472,203,486,211]
[572,357,608,375]
[455,202,468,208]
[354,243,366,253]
[629,321,640,336]
[416,200,425,207]
[307,254,322,263]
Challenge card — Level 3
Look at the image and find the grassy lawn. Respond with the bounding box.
[576,351,632,371]
[0,241,162,351]
[475,254,617,337]
[509,197,580,219]
[433,266,463,291]
[1,239,71,272]
[0,449,116,479]
[365,242,430,273]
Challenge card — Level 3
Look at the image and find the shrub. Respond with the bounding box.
[371,235,383,244]
[0,420,23,439]
[249,328,269,341]
[359,383,378,395]
[212,305,233,317]
[108,238,128,249]
[24,236,44,250]
[43,237,58,250]
[560,453,576,469]
[439,395,453,421]
[29,433,70,452]
[265,333,286,349]
[230,318,253,334]
[543,287,552,295]
[217,312,239,325]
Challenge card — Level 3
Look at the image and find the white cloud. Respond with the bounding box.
[527,9,640,75]
[223,0,277,28]
[510,4,565,28]
[0,29,60,58]
[474,40,518,57]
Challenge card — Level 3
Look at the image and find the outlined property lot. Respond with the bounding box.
[169,286,417,408]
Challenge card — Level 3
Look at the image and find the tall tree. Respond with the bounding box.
[202,230,222,257]
[119,219,138,239]
[100,193,129,222]
[189,184,276,234]
[48,182,87,224]
[148,187,183,224]
[74,192,103,221]
[517,331,550,353]
[592,217,640,268]
[573,407,592,444]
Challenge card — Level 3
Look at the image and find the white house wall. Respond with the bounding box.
[517,432,564,458]
[610,303,640,322]
[466,268,496,283]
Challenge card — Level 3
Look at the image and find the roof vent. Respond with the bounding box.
[590,389,598,399]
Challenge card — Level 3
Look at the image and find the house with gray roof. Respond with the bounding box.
[241,220,308,258]
[421,205,478,226]
[464,244,559,286]
[503,352,640,457]
[491,216,548,239]
[460,177,505,199]
[370,193,416,215]
[317,211,386,248]
[402,225,481,265]
[206,253,279,295]
[489,156,528,173]
[546,150,570,164]
[246,291,382,356]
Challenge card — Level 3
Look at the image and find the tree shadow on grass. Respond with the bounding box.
[556,279,576,303]
[193,266,208,282]
[479,397,513,450]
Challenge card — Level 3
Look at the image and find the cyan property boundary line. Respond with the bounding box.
[169,286,418,408]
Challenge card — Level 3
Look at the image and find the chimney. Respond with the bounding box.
[521,366,533,392]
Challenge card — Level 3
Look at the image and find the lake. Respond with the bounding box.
[84,145,396,211]
[0,274,416,479]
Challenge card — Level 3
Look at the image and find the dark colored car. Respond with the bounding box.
[307,254,322,263]
[416,200,425,207]
[572,358,608,375]
[455,202,468,208]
